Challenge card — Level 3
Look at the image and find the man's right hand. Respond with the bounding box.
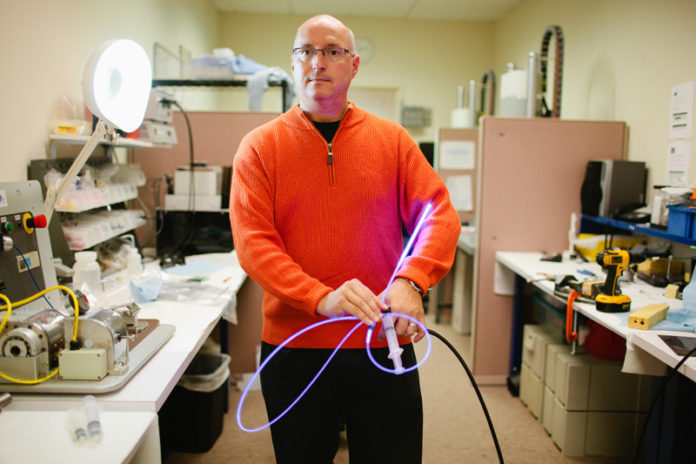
[316,279,386,325]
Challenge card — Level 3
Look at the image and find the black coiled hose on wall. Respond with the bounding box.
[479,69,496,117]
[540,25,564,118]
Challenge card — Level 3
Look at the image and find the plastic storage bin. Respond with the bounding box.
[159,352,231,454]
[666,205,696,239]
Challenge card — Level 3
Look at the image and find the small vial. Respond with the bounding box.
[82,395,102,443]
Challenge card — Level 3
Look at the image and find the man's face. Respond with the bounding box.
[291,18,359,108]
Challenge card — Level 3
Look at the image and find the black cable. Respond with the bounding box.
[657,391,664,462]
[429,329,504,464]
[165,99,194,170]
[161,98,197,257]
[633,344,696,463]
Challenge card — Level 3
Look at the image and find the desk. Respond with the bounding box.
[450,229,476,333]
[2,252,247,462]
[495,251,696,382]
[432,228,475,330]
[496,251,696,461]
[0,410,159,464]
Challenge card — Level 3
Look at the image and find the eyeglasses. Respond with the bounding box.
[292,46,354,62]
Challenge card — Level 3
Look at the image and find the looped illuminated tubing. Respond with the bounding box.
[236,313,432,433]
[238,201,435,432]
[365,313,431,375]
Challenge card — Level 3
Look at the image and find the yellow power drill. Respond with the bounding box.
[595,249,645,312]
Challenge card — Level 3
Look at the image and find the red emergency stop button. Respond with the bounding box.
[23,213,47,233]
[30,214,47,228]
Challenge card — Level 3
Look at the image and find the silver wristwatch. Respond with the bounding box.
[406,279,424,296]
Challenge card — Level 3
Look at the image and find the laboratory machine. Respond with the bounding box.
[0,180,174,393]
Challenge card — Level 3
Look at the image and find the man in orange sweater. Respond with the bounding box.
[230,14,460,463]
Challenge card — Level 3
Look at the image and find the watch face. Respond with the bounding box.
[355,38,373,63]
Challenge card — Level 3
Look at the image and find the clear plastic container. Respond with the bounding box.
[72,250,101,291]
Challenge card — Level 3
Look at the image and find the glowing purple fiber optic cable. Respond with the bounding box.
[236,315,361,432]
[381,201,433,302]
[380,202,433,373]
[236,314,433,432]
[366,313,432,374]
[237,202,435,431]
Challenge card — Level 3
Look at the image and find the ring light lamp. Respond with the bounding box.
[82,39,151,132]
[44,39,152,222]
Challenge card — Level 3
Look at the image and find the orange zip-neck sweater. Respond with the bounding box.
[230,103,460,349]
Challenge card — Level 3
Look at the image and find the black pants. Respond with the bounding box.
[260,342,423,464]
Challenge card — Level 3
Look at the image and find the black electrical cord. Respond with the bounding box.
[161,98,198,257]
[633,344,696,463]
[429,329,505,464]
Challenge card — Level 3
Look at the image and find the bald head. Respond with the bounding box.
[291,14,360,121]
[294,15,355,52]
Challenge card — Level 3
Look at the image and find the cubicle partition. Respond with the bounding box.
[437,128,478,225]
[430,128,478,332]
[471,117,627,383]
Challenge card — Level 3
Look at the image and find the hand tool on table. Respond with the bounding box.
[595,249,645,312]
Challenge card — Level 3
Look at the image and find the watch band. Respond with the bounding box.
[406,279,424,296]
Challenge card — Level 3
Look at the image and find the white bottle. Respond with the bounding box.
[126,247,143,277]
[72,251,101,291]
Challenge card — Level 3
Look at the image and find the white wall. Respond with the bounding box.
[0,0,219,183]
[2,0,695,193]
[495,0,696,190]
[217,13,496,141]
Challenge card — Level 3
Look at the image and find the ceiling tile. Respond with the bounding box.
[213,0,520,21]
[409,0,519,20]
[343,0,416,19]
[212,0,291,15]
[290,0,351,17]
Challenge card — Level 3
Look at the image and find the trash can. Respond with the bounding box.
[159,352,231,454]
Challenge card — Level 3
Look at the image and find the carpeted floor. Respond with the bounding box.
[164,315,632,463]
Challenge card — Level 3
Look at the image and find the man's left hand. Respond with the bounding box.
[383,277,426,343]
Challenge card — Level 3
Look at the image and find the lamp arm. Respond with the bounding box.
[44,120,109,224]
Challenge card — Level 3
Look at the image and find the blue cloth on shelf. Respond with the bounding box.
[247,67,295,112]
[614,311,630,327]
[651,306,696,332]
[612,305,696,333]
[231,54,267,74]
